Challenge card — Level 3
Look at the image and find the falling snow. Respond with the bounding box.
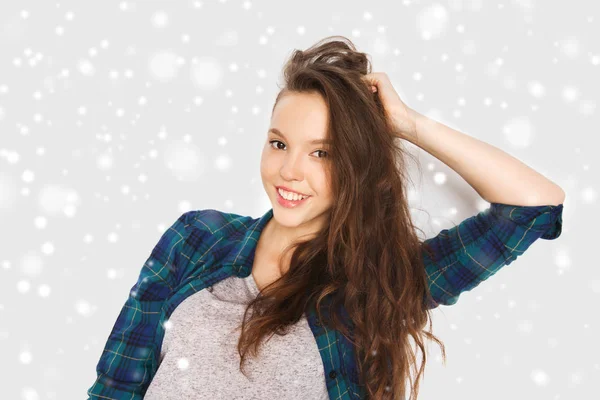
[0,2,594,400]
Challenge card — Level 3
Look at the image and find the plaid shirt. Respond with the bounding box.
[87,202,563,399]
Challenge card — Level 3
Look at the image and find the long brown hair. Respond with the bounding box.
[235,35,446,399]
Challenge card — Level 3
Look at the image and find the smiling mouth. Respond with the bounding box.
[275,186,311,199]
[275,186,312,205]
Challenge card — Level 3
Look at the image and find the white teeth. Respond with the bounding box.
[278,188,308,201]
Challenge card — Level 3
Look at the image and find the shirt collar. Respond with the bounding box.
[222,207,274,277]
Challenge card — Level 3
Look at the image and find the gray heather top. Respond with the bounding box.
[144,272,330,400]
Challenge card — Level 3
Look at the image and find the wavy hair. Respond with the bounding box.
[234,35,446,400]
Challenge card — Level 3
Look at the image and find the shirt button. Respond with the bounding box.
[329,370,337,379]
[207,286,214,292]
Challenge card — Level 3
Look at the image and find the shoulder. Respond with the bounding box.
[175,209,257,277]
[183,208,256,238]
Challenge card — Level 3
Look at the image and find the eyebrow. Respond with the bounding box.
[269,128,331,145]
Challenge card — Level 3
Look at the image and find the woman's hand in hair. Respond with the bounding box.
[361,72,418,141]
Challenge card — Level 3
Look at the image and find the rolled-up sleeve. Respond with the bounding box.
[423,202,564,308]
[87,211,195,399]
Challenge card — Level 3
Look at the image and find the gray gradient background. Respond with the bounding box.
[0,1,596,399]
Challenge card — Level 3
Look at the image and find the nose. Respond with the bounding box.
[279,152,305,181]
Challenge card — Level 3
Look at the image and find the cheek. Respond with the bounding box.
[260,151,272,171]
[313,174,332,196]
[261,157,277,176]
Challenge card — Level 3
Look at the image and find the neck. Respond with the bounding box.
[263,215,318,255]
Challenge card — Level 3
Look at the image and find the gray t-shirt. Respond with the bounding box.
[144,272,329,399]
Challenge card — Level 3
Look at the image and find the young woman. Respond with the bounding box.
[87,36,564,400]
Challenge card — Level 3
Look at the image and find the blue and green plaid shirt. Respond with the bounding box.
[87,202,563,399]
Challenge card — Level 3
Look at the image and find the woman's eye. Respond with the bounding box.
[269,140,285,150]
[314,150,329,159]
[268,140,328,159]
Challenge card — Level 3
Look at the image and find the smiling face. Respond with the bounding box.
[260,91,334,238]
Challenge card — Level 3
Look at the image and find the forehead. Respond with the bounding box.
[270,93,329,140]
